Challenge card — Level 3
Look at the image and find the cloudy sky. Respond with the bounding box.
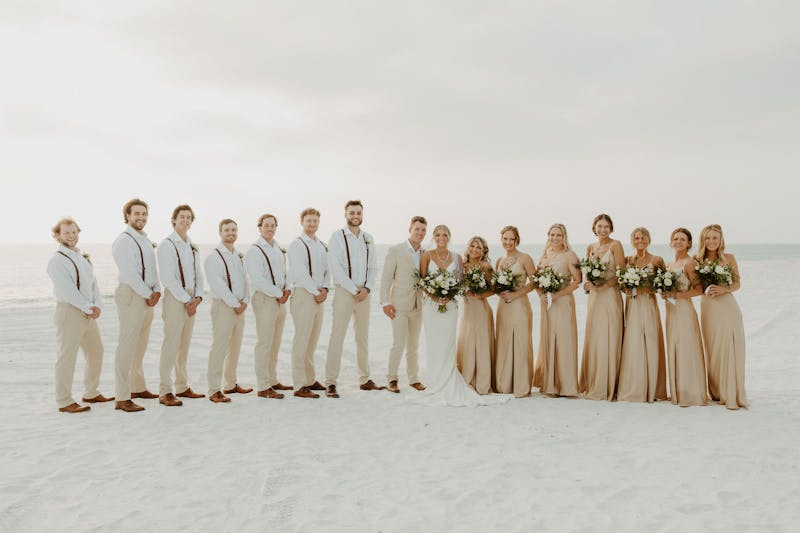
[2,1,798,245]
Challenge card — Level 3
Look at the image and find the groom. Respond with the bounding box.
[381,215,428,393]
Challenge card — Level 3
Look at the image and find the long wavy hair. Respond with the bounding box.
[540,223,571,263]
[695,224,726,262]
[463,236,490,263]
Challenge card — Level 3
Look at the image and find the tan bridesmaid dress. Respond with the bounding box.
[616,259,668,402]
[579,248,624,401]
[665,267,708,406]
[457,286,496,395]
[495,261,533,397]
[533,252,579,397]
[701,290,747,409]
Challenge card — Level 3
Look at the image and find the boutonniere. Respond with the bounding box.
[238,252,244,260]
[82,252,91,263]
[151,242,158,249]
[364,237,371,247]
[321,241,328,253]
[280,247,287,255]
[190,244,198,253]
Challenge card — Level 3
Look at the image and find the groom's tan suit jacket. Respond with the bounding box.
[380,242,422,312]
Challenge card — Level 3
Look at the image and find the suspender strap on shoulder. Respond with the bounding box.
[125,232,145,281]
[57,251,80,290]
[215,249,232,291]
[168,239,186,289]
[300,239,313,277]
[254,244,277,286]
[341,229,352,279]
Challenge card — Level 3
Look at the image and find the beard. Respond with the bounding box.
[347,218,362,227]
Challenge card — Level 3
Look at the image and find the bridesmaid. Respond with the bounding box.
[663,228,708,407]
[617,227,669,402]
[696,224,747,410]
[457,236,495,394]
[494,226,536,398]
[579,213,625,401]
[532,224,581,397]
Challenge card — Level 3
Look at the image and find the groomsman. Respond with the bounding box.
[381,216,428,393]
[324,200,383,398]
[204,219,251,403]
[111,198,161,413]
[47,218,114,413]
[288,208,330,398]
[245,213,292,400]
[157,204,205,406]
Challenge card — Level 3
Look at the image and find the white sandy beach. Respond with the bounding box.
[1,245,799,532]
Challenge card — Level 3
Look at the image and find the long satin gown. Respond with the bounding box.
[665,267,708,406]
[701,290,747,409]
[533,253,579,397]
[495,261,534,398]
[410,256,509,407]
[457,276,496,394]
[616,260,668,402]
[579,249,624,401]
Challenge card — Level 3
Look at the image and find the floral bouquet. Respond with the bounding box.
[418,269,463,313]
[615,265,651,298]
[579,257,608,293]
[695,258,736,293]
[463,265,489,295]
[652,268,680,305]
[491,267,522,294]
[531,267,569,309]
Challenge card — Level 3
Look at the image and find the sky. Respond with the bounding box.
[1,0,799,245]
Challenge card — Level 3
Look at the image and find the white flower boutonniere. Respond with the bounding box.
[151,242,158,249]
[280,247,287,255]
[82,252,91,263]
[364,237,372,247]
[321,241,328,253]
[238,252,244,260]
[190,244,198,253]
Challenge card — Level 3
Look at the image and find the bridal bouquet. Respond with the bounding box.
[652,268,680,304]
[491,267,522,293]
[579,257,608,293]
[615,265,651,298]
[463,265,489,294]
[531,267,570,309]
[695,258,737,293]
[418,269,463,313]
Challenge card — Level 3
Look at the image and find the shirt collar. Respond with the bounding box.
[256,236,279,249]
[406,240,421,254]
[344,226,364,241]
[58,244,80,256]
[216,243,239,256]
[124,226,148,239]
[299,233,317,245]
[169,231,191,245]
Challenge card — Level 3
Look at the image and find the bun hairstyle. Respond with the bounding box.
[500,225,520,245]
[464,236,490,263]
[696,224,726,261]
[630,227,651,246]
[591,213,614,235]
[670,227,693,250]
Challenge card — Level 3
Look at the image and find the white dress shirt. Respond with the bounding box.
[407,240,423,271]
[112,226,161,298]
[47,245,102,314]
[245,237,286,299]
[288,233,330,296]
[157,232,204,303]
[328,227,377,295]
[204,243,250,308]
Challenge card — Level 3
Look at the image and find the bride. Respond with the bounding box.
[409,225,510,407]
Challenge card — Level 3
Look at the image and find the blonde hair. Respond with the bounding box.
[541,223,571,262]
[696,224,726,261]
[51,217,80,242]
[669,227,693,250]
[300,208,321,221]
[630,227,651,246]
[500,225,520,245]
[464,236,490,263]
[431,224,451,239]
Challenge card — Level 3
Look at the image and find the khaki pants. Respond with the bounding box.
[325,289,370,386]
[159,291,195,396]
[54,303,103,407]
[290,289,324,388]
[114,284,154,401]
[386,307,422,383]
[252,292,287,390]
[207,299,246,394]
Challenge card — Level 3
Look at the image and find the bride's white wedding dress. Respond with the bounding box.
[408,254,511,407]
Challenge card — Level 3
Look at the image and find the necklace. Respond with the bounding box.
[633,253,651,268]
[434,248,449,264]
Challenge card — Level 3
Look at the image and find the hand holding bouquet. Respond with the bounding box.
[418,269,463,313]
[652,268,680,304]
[492,267,521,294]
[695,258,737,294]
[463,265,489,296]
[531,267,569,309]
[615,265,651,298]
[579,257,607,293]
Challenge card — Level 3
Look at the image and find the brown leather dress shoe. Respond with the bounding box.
[257,388,285,399]
[209,391,231,403]
[272,383,294,391]
[308,381,325,391]
[82,394,115,403]
[59,402,90,413]
[359,379,387,391]
[159,393,183,407]
[387,380,400,393]
[223,384,253,394]
[131,390,159,399]
[293,386,320,399]
[115,400,145,412]
[410,382,426,391]
[326,385,340,398]
[176,388,205,399]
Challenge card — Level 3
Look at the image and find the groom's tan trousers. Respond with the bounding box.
[159,290,195,396]
[386,307,422,384]
[325,289,371,387]
[54,303,103,407]
[290,289,324,388]
[207,299,245,395]
[114,284,154,401]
